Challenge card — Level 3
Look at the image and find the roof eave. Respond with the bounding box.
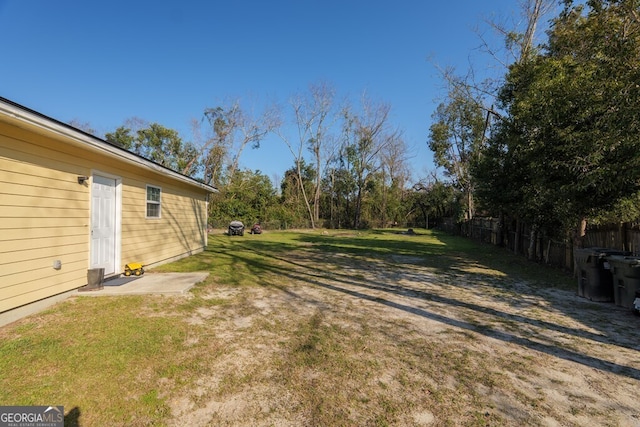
[0,97,218,193]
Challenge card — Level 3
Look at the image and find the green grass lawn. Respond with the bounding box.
[0,229,597,427]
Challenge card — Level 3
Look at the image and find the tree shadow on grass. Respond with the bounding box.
[220,232,640,381]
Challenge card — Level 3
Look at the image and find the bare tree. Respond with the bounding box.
[429,0,556,121]
[123,117,148,134]
[478,0,555,64]
[343,94,401,229]
[68,119,96,135]
[276,100,315,228]
[276,82,339,228]
[380,135,411,190]
[306,82,339,224]
[378,135,411,226]
[201,99,280,186]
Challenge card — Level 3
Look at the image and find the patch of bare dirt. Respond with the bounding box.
[166,250,640,426]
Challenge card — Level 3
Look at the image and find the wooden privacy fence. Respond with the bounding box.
[439,217,640,272]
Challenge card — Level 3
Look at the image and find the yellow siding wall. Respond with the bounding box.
[120,174,208,268]
[0,122,209,314]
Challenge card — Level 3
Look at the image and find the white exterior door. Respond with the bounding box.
[91,175,117,275]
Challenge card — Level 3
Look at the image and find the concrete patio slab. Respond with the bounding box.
[0,272,210,328]
[78,272,209,296]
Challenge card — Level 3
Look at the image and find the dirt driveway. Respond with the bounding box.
[167,242,640,426]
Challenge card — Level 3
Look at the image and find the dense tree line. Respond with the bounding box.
[101,88,452,230]
[429,0,640,254]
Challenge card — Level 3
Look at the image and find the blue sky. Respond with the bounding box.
[0,0,533,185]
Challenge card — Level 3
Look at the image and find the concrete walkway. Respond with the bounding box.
[78,272,209,296]
[1,272,210,328]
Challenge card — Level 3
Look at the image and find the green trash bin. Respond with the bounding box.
[605,255,640,309]
[574,248,630,302]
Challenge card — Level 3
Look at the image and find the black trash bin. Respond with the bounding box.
[604,255,640,309]
[574,248,630,302]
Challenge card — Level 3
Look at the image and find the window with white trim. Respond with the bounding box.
[146,185,161,218]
